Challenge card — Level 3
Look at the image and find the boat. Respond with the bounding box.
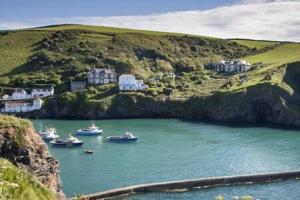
[75,122,103,136]
[50,135,84,147]
[39,127,59,142]
[107,132,138,142]
[84,149,94,154]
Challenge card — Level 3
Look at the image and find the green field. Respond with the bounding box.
[245,43,300,67]
[33,24,186,36]
[0,31,48,75]
[231,39,279,49]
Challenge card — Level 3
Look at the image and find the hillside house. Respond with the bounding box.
[87,68,117,85]
[118,74,148,91]
[10,89,30,100]
[1,98,43,113]
[31,87,54,97]
[213,60,252,73]
[71,81,86,92]
[3,87,54,100]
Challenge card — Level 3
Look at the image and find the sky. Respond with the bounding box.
[1,0,300,41]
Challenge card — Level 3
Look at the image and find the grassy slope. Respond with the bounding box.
[33,24,186,36]
[0,31,48,76]
[231,39,279,49]
[0,159,57,200]
[1,24,300,102]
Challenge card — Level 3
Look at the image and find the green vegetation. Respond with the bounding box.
[33,24,187,36]
[0,159,57,200]
[1,25,300,125]
[0,114,32,129]
[231,39,279,49]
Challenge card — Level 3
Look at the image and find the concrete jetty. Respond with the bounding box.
[75,170,300,200]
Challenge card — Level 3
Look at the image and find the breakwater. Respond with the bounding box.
[75,170,300,200]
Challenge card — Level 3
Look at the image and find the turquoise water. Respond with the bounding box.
[31,119,300,198]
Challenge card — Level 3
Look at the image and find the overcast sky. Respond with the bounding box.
[1,0,300,41]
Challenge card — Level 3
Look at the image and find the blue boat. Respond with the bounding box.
[75,122,103,136]
[50,135,83,147]
[107,132,138,142]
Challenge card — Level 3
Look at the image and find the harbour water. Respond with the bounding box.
[31,119,300,199]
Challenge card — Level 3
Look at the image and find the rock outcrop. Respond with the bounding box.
[0,115,65,199]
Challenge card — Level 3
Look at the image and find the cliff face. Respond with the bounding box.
[0,115,64,199]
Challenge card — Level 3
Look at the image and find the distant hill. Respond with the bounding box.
[1,24,300,127]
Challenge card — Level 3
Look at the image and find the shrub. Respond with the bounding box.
[155,59,173,72]
[163,87,174,95]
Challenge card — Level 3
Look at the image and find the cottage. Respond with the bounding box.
[1,98,43,113]
[213,60,252,73]
[118,74,148,91]
[11,89,30,100]
[71,81,86,92]
[31,86,54,97]
[87,68,117,85]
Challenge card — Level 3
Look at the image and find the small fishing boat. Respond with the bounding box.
[50,135,83,147]
[107,132,138,142]
[84,149,94,154]
[75,122,103,136]
[39,127,59,142]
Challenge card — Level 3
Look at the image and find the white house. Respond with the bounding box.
[31,86,54,97]
[213,60,252,73]
[1,98,43,113]
[10,89,30,100]
[2,87,54,100]
[118,74,148,91]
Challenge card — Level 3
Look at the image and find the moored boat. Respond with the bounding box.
[39,127,59,142]
[75,122,103,136]
[84,149,94,154]
[107,132,138,142]
[50,135,83,147]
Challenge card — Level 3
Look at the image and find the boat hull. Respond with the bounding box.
[75,131,102,136]
[107,136,138,142]
[50,141,83,147]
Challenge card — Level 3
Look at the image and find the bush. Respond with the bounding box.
[174,59,196,73]
[146,88,159,96]
[163,87,174,95]
[155,59,173,72]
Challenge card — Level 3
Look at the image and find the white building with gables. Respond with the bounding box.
[118,74,148,91]
[31,87,54,97]
[213,60,252,73]
[1,98,43,113]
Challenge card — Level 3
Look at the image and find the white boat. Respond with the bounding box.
[75,122,103,136]
[50,134,83,147]
[39,127,59,142]
[107,132,138,142]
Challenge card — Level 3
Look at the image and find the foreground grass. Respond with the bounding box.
[0,159,57,200]
[0,114,32,129]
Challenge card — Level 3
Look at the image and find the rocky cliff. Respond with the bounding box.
[0,115,64,199]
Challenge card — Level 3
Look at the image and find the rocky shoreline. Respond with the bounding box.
[0,117,65,199]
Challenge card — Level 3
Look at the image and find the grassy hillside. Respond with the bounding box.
[0,31,48,76]
[0,24,260,96]
[33,24,186,36]
[0,159,57,200]
[1,24,300,118]
[231,39,279,49]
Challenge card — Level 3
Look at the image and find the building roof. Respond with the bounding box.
[88,68,115,74]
